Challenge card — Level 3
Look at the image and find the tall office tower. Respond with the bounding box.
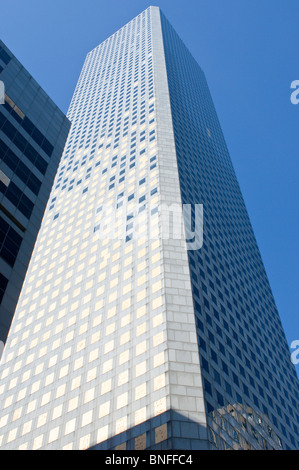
[0,7,298,451]
[0,41,71,352]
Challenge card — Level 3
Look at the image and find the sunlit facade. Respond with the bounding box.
[0,7,298,450]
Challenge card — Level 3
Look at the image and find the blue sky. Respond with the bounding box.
[1,0,298,375]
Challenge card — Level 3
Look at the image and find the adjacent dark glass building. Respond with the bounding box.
[0,40,70,349]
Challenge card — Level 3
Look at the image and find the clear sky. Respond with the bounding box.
[1,0,298,376]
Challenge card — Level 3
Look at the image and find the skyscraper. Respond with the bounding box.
[0,7,298,450]
[0,41,70,353]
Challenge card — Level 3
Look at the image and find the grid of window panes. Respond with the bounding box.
[160,11,299,450]
[0,7,168,450]
[0,40,70,344]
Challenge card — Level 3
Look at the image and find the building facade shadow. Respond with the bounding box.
[88,409,210,450]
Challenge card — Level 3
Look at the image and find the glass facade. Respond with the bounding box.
[160,11,299,449]
[0,41,71,347]
[0,7,297,451]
